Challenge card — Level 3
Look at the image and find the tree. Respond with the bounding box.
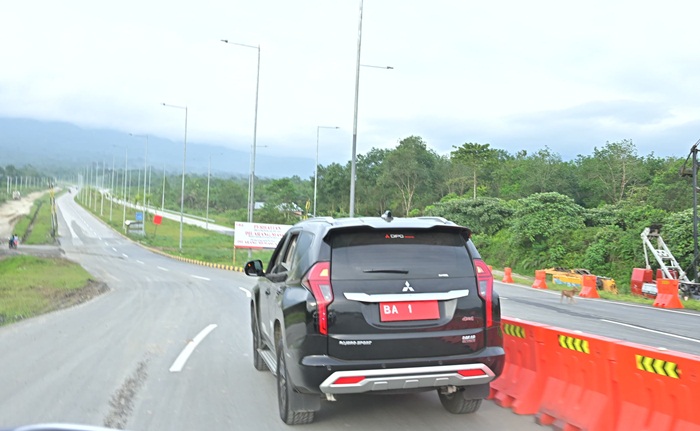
[509,192,586,268]
[450,143,499,199]
[576,140,644,205]
[379,136,440,216]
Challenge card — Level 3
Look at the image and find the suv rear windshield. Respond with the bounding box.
[330,229,475,280]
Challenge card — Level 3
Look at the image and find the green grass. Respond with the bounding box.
[10,191,58,245]
[0,255,93,325]
[80,196,273,268]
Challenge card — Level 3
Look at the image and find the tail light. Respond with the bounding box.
[474,259,493,327]
[302,262,333,335]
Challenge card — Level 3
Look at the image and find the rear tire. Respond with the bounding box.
[251,310,266,371]
[277,340,315,425]
[438,389,483,414]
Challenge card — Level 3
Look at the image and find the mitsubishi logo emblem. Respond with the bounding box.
[402,281,414,292]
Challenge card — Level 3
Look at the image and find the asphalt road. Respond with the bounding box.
[0,194,547,430]
[496,280,700,355]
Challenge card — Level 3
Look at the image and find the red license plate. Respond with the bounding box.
[379,300,440,322]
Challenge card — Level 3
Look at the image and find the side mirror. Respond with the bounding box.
[244,260,264,277]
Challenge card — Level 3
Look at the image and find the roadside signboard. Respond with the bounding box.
[153,214,163,225]
[135,211,143,221]
[234,221,292,249]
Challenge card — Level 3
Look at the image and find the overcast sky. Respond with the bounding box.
[2,0,700,167]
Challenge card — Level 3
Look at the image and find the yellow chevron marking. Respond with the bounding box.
[635,354,680,379]
[503,324,525,338]
[559,335,590,354]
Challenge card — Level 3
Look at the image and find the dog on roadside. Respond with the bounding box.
[560,287,579,303]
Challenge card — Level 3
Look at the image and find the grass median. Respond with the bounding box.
[0,255,102,326]
[80,197,273,268]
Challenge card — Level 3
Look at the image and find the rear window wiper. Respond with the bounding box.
[362,268,409,274]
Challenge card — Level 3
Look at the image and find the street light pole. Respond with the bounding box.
[349,0,364,217]
[315,126,340,217]
[161,163,166,212]
[123,147,128,230]
[221,39,260,224]
[130,133,149,235]
[206,154,211,230]
[162,103,188,250]
[110,154,115,222]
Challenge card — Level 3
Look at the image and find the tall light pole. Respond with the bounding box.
[123,146,128,229]
[315,126,340,217]
[161,163,166,212]
[349,0,393,217]
[130,133,149,235]
[110,154,115,222]
[349,0,364,218]
[162,103,188,250]
[206,154,211,230]
[221,39,260,224]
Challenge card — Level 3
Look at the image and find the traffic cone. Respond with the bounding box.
[503,267,514,283]
[532,270,548,289]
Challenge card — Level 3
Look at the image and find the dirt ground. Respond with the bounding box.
[0,191,46,241]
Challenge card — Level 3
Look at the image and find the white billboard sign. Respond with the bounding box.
[234,221,292,249]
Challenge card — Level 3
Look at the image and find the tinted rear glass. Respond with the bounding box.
[330,229,474,280]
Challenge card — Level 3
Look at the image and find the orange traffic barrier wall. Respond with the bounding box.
[489,319,547,414]
[534,326,617,430]
[611,341,700,431]
[532,270,548,289]
[653,278,684,309]
[502,267,514,283]
[579,274,600,298]
[492,317,700,431]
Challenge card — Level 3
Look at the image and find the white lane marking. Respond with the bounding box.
[158,266,169,272]
[137,260,145,265]
[105,242,109,246]
[239,287,252,298]
[496,280,700,317]
[191,275,210,281]
[122,253,129,258]
[601,319,700,344]
[112,247,118,252]
[169,324,218,373]
[596,301,700,317]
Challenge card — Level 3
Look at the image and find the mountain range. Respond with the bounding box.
[0,117,316,179]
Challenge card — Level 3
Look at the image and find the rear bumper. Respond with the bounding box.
[290,346,505,395]
[319,363,495,394]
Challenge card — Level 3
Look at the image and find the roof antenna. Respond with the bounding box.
[381,210,393,222]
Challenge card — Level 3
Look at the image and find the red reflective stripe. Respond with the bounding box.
[458,369,486,377]
[333,376,365,385]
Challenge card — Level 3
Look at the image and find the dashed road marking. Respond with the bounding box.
[169,324,218,373]
[191,275,210,281]
[157,266,169,272]
[601,319,700,344]
[238,287,251,298]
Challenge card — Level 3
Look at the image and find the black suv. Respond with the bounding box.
[244,215,504,425]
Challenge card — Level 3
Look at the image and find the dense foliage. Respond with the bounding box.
[22,138,697,291]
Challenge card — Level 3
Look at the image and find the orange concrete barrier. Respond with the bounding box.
[492,318,700,431]
[532,270,548,289]
[611,341,700,431]
[534,327,618,431]
[653,278,684,309]
[488,320,547,414]
[579,274,600,298]
[502,267,514,283]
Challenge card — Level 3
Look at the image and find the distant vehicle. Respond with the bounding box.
[245,212,504,424]
[12,190,20,200]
